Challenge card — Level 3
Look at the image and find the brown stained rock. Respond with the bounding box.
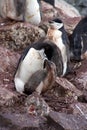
[55,77,82,97]
[47,110,87,130]
[70,60,87,91]
[0,21,45,50]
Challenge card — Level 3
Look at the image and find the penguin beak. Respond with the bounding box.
[43,59,48,68]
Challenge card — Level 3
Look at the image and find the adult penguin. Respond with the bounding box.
[24,59,56,95]
[24,0,42,25]
[14,39,63,94]
[70,17,87,61]
[47,18,70,76]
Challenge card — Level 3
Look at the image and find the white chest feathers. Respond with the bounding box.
[47,28,67,76]
[14,48,47,93]
[25,0,41,25]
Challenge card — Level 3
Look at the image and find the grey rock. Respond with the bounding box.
[0,110,46,130]
[54,0,80,17]
[25,92,50,116]
[70,103,87,119]
[47,110,87,130]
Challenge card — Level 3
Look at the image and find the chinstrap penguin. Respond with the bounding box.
[14,47,47,93]
[47,18,70,76]
[14,40,63,93]
[70,17,87,61]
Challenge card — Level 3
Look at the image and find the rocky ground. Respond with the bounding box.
[0,1,87,130]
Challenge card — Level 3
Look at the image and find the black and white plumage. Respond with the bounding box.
[70,17,87,61]
[14,47,46,93]
[14,40,63,93]
[24,59,56,95]
[47,18,70,76]
[24,0,42,25]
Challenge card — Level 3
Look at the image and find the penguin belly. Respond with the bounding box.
[56,37,67,76]
[47,28,67,76]
[25,0,41,25]
[14,48,46,93]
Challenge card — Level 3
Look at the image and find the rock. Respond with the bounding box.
[74,64,87,103]
[0,87,18,107]
[0,21,45,50]
[47,110,87,130]
[0,46,20,72]
[0,109,46,130]
[41,1,58,22]
[0,46,20,92]
[25,92,50,116]
[54,0,80,17]
[64,0,76,5]
[55,77,82,97]
[74,60,87,90]
[70,103,87,119]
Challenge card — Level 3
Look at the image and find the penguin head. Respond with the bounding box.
[44,59,56,74]
[49,18,63,30]
[47,18,64,42]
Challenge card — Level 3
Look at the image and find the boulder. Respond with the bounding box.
[70,102,87,119]
[47,110,87,130]
[54,0,80,18]
[0,21,45,50]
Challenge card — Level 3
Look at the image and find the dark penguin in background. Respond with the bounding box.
[43,0,54,6]
[70,17,87,61]
[14,40,63,94]
[24,59,56,95]
[24,0,42,25]
[47,18,70,76]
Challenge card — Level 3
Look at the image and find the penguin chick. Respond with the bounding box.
[24,0,41,25]
[70,17,87,61]
[14,47,47,93]
[47,18,70,76]
[24,59,56,95]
